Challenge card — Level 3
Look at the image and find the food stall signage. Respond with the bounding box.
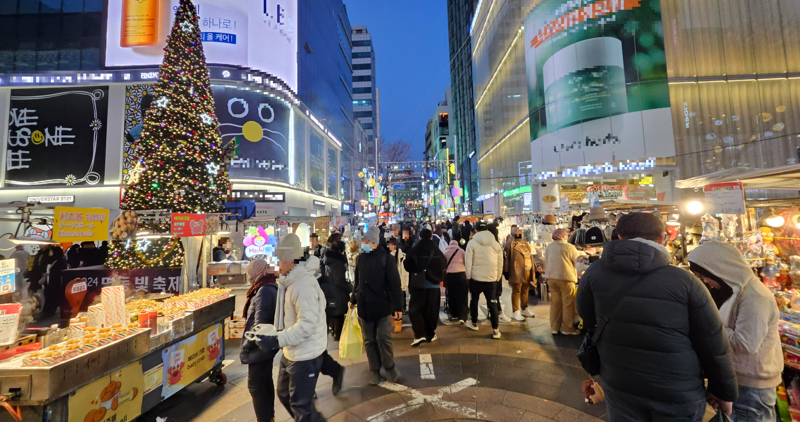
[585,185,626,198]
[53,206,109,242]
[161,324,223,400]
[67,360,144,422]
[0,259,14,295]
[171,213,207,237]
[703,182,745,215]
[27,195,74,203]
[243,226,277,258]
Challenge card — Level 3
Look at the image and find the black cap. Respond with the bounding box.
[475,221,487,231]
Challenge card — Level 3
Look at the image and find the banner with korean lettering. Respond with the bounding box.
[53,206,110,243]
[68,359,144,422]
[5,87,109,187]
[61,268,181,314]
[161,324,223,400]
[171,213,207,237]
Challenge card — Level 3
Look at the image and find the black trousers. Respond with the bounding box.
[327,315,345,340]
[360,316,395,372]
[319,350,343,378]
[409,287,441,340]
[445,272,468,322]
[276,355,326,422]
[247,361,275,422]
[470,280,498,329]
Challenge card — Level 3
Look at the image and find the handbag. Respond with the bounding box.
[577,273,644,375]
[442,250,459,283]
[408,251,436,289]
[339,308,363,359]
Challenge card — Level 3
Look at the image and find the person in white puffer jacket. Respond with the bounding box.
[255,233,328,422]
[465,221,504,339]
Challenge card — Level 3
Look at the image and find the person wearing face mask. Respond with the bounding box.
[387,238,409,311]
[689,241,781,422]
[350,226,403,385]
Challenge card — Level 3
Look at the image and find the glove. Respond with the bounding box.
[255,334,280,351]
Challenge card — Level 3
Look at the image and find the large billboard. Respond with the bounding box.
[525,0,675,174]
[212,86,291,183]
[105,0,298,92]
[5,87,109,187]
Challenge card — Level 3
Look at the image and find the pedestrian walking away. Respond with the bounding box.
[465,221,504,339]
[351,226,404,385]
[505,229,536,321]
[689,241,781,422]
[240,259,279,422]
[252,234,330,422]
[404,228,446,346]
[444,240,468,323]
[577,212,737,421]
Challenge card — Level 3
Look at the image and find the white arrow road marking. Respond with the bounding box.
[420,354,435,380]
[368,378,484,421]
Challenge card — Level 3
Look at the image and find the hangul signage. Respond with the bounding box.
[53,206,110,242]
[171,213,207,237]
[704,182,745,215]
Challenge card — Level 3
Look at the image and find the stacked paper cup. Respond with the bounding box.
[102,286,126,327]
[88,304,105,328]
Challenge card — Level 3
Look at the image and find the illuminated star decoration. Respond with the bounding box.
[155,97,169,108]
[200,113,213,125]
[206,162,220,175]
[137,239,152,252]
[180,20,194,33]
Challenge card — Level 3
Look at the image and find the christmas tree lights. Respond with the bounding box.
[108,0,230,269]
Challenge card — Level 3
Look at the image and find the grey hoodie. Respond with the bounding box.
[688,241,782,389]
[275,256,328,362]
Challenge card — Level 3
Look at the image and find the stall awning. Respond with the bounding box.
[675,164,800,190]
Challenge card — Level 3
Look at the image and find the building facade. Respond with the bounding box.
[446,0,478,214]
[351,26,379,170]
[424,88,456,218]
[0,0,355,224]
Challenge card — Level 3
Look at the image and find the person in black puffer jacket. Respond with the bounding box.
[404,228,445,346]
[577,212,737,420]
[321,241,352,341]
[240,259,279,422]
[351,226,403,385]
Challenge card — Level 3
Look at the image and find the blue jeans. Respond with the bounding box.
[604,383,707,422]
[731,385,776,422]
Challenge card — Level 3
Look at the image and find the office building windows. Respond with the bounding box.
[353,40,372,46]
[353,87,372,94]
[353,63,372,70]
[353,52,372,58]
[353,99,372,106]
[353,75,372,82]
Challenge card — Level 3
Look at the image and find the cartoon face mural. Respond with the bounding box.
[212,86,291,183]
[243,226,277,258]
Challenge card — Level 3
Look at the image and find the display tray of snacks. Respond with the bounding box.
[0,330,150,406]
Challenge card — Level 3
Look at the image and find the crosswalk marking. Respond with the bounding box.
[369,378,484,421]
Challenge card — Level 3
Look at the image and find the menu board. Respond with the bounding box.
[171,213,207,237]
[704,182,745,215]
[53,206,110,243]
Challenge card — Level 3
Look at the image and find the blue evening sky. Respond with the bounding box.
[343,0,451,160]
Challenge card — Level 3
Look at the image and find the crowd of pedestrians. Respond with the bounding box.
[243,212,785,422]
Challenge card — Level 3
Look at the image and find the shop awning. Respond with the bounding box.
[675,164,800,190]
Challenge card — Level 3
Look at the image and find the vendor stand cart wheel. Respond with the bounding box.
[210,371,227,386]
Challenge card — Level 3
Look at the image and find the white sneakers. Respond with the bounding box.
[465,321,479,331]
[521,309,535,318]
[492,329,502,339]
[411,338,426,347]
[498,312,513,323]
[513,310,525,321]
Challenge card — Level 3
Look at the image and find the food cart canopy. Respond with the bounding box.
[675,164,800,190]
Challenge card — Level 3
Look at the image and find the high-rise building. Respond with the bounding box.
[424,88,455,217]
[447,0,478,214]
[351,26,379,169]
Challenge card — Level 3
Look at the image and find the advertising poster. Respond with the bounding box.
[5,87,108,187]
[243,226,277,258]
[524,0,674,174]
[161,324,223,400]
[327,144,338,198]
[309,131,325,194]
[53,206,110,243]
[105,0,298,91]
[171,213,207,237]
[0,259,14,295]
[67,360,144,422]
[123,85,156,182]
[212,86,291,183]
[61,268,181,314]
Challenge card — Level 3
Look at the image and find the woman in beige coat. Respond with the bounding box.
[543,229,582,335]
[505,230,536,321]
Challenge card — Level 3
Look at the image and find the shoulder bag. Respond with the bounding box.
[408,251,435,289]
[577,273,644,376]
[441,250,459,286]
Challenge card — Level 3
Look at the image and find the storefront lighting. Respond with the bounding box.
[685,200,704,215]
[765,211,785,228]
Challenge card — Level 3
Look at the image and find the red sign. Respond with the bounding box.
[171,213,207,237]
[703,182,745,215]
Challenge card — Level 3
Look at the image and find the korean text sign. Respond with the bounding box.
[171,213,207,237]
[161,324,223,400]
[53,206,110,242]
[704,182,746,215]
[68,360,144,422]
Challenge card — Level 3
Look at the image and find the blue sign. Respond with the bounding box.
[0,259,15,295]
[393,184,405,190]
[427,169,439,179]
[200,33,238,44]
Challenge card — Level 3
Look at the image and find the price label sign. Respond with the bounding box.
[0,259,14,295]
[704,182,745,215]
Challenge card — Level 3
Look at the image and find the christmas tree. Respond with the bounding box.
[108,0,231,269]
